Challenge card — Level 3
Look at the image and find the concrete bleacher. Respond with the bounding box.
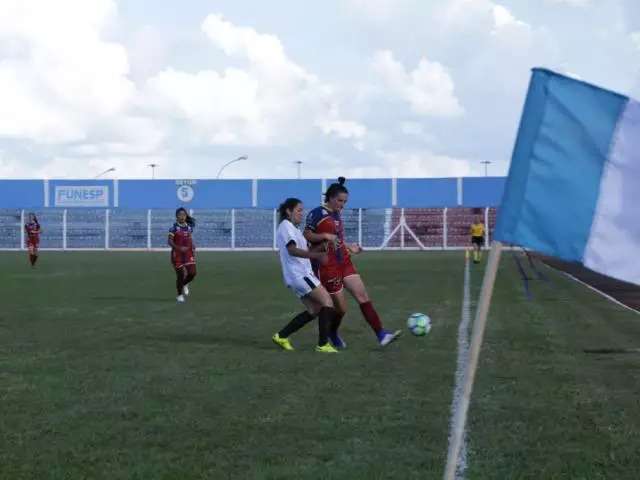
[0,209,21,249]
[0,207,498,250]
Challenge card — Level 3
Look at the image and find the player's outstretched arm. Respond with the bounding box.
[286,242,326,261]
[303,229,336,244]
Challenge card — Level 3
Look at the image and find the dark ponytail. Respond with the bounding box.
[278,198,302,223]
[28,212,39,225]
[324,176,348,203]
[176,207,196,228]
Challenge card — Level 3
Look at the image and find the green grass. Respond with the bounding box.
[1,251,639,479]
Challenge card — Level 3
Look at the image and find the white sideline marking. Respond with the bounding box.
[544,264,640,316]
[447,255,472,479]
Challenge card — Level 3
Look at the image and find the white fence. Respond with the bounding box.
[1,207,495,251]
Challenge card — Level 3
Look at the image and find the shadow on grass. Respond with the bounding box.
[140,332,275,351]
[91,296,173,302]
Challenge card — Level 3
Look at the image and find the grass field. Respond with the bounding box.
[1,251,639,479]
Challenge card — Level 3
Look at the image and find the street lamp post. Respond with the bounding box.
[481,161,492,177]
[295,161,303,180]
[95,167,116,178]
[216,155,248,179]
[148,163,159,180]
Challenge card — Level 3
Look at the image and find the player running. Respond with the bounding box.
[25,212,41,268]
[168,208,197,303]
[272,198,339,353]
[304,177,401,348]
[470,216,485,263]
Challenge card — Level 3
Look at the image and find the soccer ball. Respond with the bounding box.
[407,313,431,336]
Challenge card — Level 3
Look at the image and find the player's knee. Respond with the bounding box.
[320,297,334,309]
[354,291,369,303]
[333,304,346,316]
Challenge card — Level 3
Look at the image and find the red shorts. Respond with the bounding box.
[317,258,358,294]
[171,249,195,270]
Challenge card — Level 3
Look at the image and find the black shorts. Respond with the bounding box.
[471,236,484,246]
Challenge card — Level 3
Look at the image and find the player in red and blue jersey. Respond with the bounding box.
[304,177,401,347]
[168,208,197,303]
[25,212,41,268]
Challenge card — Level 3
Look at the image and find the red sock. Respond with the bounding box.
[359,301,383,334]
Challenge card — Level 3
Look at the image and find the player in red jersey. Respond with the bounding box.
[168,208,197,303]
[25,212,41,267]
[304,177,401,347]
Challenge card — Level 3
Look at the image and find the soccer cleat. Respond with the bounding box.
[183,284,190,296]
[176,294,186,303]
[315,343,339,353]
[272,333,294,351]
[329,333,347,349]
[378,329,402,347]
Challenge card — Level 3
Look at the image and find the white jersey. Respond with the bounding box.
[276,219,315,287]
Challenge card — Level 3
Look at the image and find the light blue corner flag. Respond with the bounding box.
[495,68,640,285]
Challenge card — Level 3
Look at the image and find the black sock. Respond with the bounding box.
[330,312,344,336]
[176,270,185,295]
[279,311,314,338]
[317,307,335,346]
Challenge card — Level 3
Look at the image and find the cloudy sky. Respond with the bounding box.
[0,0,639,179]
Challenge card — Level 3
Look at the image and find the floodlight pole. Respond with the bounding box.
[95,167,116,179]
[216,155,249,179]
[148,164,159,180]
[295,160,303,179]
[481,161,491,177]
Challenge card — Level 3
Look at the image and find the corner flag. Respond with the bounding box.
[495,68,640,285]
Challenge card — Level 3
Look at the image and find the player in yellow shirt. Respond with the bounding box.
[470,217,485,263]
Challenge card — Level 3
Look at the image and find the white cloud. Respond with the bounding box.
[146,14,364,147]
[372,50,463,117]
[373,149,474,178]
[545,0,590,6]
[0,0,635,180]
[399,122,438,144]
[345,0,415,21]
[0,0,136,143]
[317,119,367,140]
[400,122,425,137]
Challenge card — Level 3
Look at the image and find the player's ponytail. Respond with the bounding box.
[324,176,348,203]
[28,212,39,225]
[278,198,302,223]
[175,207,196,228]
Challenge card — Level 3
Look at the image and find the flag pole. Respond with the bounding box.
[444,241,503,480]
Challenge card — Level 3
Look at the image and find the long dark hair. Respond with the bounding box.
[278,198,302,223]
[324,176,348,203]
[175,207,196,227]
[28,212,39,225]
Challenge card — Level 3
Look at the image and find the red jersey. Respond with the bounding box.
[305,206,350,265]
[169,222,195,268]
[25,222,41,244]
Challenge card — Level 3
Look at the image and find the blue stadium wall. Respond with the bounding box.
[0,177,506,209]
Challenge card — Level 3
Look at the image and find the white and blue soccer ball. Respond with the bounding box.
[407,313,431,336]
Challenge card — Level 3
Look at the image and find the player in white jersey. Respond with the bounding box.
[272,198,340,353]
